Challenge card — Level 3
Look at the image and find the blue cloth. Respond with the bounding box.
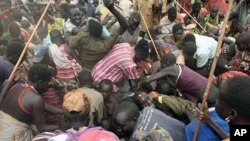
[102,26,110,37]
[130,107,186,141]
[44,36,52,45]
[185,109,229,141]
[33,41,50,63]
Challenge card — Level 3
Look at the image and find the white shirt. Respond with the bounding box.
[193,34,217,68]
[64,19,76,34]
[119,0,133,18]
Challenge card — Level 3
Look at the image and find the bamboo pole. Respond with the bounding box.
[192,0,234,141]
[0,0,53,105]
[138,8,161,60]
[173,0,207,32]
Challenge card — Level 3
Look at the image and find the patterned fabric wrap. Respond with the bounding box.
[42,88,63,125]
[0,111,33,141]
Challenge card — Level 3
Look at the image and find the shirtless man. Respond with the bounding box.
[0,64,62,140]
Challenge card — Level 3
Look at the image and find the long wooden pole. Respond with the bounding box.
[0,0,53,105]
[192,0,234,141]
[173,0,207,32]
[139,8,161,60]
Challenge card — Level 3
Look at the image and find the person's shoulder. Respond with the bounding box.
[21,88,43,107]
[79,87,103,97]
[24,89,42,101]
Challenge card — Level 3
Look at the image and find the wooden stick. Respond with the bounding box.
[173,0,207,32]
[138,8,161,60]
[0,0,53,105]
[192,0,234,141]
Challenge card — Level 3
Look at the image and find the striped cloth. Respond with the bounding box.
[0,111,33,141]
[42,88,62,125]
[92,43,140,87]
[32,130,63,141]
[49,43,82,80]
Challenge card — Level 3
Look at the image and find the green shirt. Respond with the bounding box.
[205,14,219,27]
[68,31,120,70]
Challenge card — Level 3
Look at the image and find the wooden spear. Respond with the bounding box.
[173,0,207,32]
[139,8,161,60]
[192,0,234,140]
[0,0,53,105]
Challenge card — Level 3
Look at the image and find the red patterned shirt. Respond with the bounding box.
[92,43,140,87]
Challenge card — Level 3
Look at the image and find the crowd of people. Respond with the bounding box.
[0,0,250,140]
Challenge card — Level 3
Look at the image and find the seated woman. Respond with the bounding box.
[48,29,82,81]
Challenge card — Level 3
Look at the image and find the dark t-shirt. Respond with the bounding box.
[129,107,186,141]
[0,56,14,86]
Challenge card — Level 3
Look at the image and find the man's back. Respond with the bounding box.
[92,43,139,86]
[130,107,185,141]
[1,83,37,124]
[0,83,38,140]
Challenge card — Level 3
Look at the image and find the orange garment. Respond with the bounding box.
[206,0,228,15]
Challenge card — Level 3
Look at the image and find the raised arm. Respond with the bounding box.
[142,69,168,84]
[104,0,128,34]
